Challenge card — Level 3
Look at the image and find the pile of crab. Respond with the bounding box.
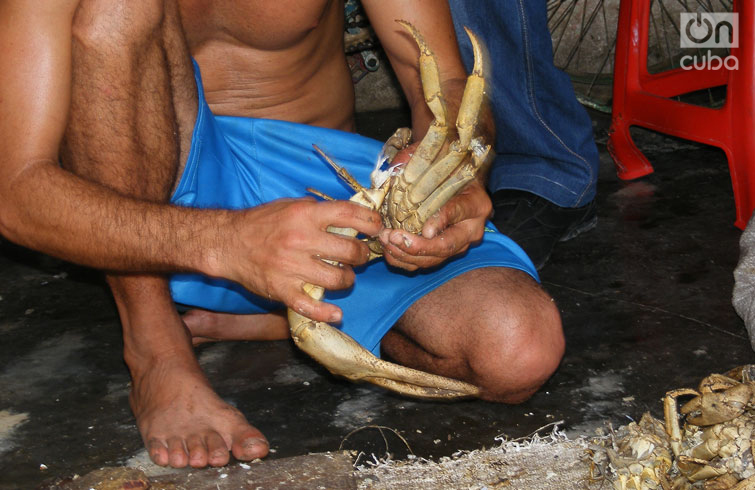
[594,365,755,490]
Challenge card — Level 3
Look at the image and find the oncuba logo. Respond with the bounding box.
[680,12,738,48]
[680,12,739,71]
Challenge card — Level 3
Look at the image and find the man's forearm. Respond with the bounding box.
[0,159,223,277]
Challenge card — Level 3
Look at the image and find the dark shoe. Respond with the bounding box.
[491,190,597,270]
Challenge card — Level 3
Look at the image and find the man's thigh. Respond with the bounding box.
[62,0,196,191]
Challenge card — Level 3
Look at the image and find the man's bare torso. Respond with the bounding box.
[179,0,356,131]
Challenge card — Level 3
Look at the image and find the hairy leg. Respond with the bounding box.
[382,267,564,403]
[60,0,267,468]
[183,310,290,345]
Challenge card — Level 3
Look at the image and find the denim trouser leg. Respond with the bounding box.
[449,0,599,207]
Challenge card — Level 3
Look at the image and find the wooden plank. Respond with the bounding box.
[41,452,357,490]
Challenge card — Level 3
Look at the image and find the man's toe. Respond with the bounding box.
[206,432,231,467]
[147,439,170,467]
[232,430,269,461]
[186,434,209,468]
[167,436,190,468]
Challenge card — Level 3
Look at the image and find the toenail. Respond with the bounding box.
[244,437,267,449]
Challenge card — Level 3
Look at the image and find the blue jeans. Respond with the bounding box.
[449,0,599,207]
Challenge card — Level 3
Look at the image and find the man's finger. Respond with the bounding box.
[389,142,418,166]
[380,236,449,269]
[321,200,382,237]
[422,205,454,239]
[318,233,373,267]
[423,180,489,238]
[287,287,344,323]
[382,246,423,271]
[381,228,462,259]
[304,258,356,291]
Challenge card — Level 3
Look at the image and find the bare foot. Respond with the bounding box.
[183,309,290,345]
[108,276,271,468]
[129,353,269,468]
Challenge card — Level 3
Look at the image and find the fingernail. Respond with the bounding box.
[329,311,342,323]
[391,233,412,247]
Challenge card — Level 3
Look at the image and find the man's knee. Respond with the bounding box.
[468,287,564,403]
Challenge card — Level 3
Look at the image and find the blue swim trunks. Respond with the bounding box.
[169,62,538,356]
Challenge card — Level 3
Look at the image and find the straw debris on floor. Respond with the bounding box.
[354,427,603,490]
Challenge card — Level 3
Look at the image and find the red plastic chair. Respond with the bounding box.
[608,0,755,229]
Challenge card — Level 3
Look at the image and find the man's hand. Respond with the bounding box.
[378,180,492,271]
[214,198,382,323]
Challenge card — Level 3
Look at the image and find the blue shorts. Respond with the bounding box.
[169,62,538,356]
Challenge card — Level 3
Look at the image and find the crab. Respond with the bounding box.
[602,366,755,490]
[604,413,674,490]
[286,21,492,400]
[663,365,755,488]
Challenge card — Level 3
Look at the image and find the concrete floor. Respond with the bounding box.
[1,109,754,489]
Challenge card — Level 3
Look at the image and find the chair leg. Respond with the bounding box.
[608,114,654,180]
[729,0,755,229]
[607,115,653,180]
[729,146,755,230]
[609,0,654,180]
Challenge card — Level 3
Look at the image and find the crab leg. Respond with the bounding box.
[394,20,448,184]
[732,475,755,489]
[390,25,487,232]
[288,269,480,398]
[289,307,480,399]
[455,27,487,148]
[664,388,699,456]
[387,21,450,227]
[405,141,491,232]
[407,26,487,205]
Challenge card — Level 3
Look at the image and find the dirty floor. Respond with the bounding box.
[1,109,753,489]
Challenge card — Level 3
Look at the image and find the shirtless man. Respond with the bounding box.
[0,0,564,469]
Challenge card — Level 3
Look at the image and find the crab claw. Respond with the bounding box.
[288,290,480,399]
[680,383,752,426]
